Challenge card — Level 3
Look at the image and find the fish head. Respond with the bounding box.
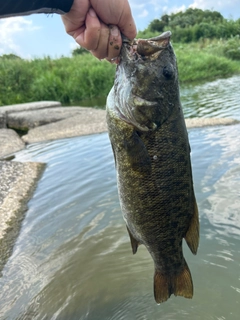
[113,31,180,132]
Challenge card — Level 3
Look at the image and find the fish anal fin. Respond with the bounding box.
[185,196,199,255]
[126,226,139,255]
[154,260,193,304]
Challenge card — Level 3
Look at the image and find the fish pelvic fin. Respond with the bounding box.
[154,260,193,304]
[126,225,139,254]
[185,196,199,255]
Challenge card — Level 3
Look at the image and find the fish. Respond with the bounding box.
[106,31,199,304]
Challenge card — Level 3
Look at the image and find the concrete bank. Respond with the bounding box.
[0,161,45,273]
[0,101,108,273]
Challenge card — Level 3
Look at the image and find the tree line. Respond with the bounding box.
[140,8,240,43]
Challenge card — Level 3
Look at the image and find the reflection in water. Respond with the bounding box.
[181,75,240,120]
[0,76,240,319]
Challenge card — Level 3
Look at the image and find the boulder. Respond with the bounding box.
[0,101,61,129]
[0,112,6,128]
[7,107,91,130]
[0,129,25,158]
[22,108,107,143]
[0,101,61,114]
[0,160,45,273]
[185,117,240,128]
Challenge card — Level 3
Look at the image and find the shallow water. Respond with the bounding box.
[0,76,240,319]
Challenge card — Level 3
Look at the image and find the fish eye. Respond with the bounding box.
[162,65,174,79]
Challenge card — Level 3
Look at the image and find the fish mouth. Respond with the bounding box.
[121,31,172,61]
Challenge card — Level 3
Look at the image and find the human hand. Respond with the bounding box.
[61,0,137,62]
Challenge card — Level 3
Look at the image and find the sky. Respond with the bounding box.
[0,0,240,59]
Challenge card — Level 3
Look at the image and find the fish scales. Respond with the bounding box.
[106,31,199,303]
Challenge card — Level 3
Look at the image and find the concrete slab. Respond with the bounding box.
[22,108,107,144]
[7,107,91,130]
[0,129,25,158]
[0,101,61,114]
[185,117,240,128]
[0,160,45,273]
[0,101,61,129]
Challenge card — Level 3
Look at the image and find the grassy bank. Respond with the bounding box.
[175,38,240,82]
[0,54,115,106]
[0,38,240,106]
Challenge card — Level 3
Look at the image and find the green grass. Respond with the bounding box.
[174,40,240,83]
[0,54,115,106]
[1,38,240,106]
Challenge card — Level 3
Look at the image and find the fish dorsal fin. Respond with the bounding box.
[184,195,199,255]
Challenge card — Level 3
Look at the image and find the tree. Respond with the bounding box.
[0,53,22,60]
[72,46,89,56]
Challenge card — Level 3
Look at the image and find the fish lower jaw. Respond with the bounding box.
[115,105,151,132]
[115,99,159,132]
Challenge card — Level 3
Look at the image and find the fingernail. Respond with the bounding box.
[89,8,96,17]
[111,26,119,37]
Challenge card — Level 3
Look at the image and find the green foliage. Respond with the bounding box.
[149,19,166,32]
[0,53,22,60]
[72,46,89,56]
[0,58,35,105]
[137,29,159,39]
[1,8,240,106]
[222,36,240,60]
[0,55,115,106]
[140,8,240,43]
[176,45,238,82]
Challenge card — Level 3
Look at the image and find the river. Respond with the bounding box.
[0,75,240,319]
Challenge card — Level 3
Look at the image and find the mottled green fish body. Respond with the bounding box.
[106,31,199,303]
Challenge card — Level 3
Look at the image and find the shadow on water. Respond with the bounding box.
[0,76,240,319]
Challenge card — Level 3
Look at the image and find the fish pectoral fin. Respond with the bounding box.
[154,259,193,304]
[184,196,199,255]
[110,142,117,167]
[124,131,151,173]
[126,226,139,255]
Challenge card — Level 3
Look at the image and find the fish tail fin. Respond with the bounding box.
[154,260,193,303]
[185,195,199,255]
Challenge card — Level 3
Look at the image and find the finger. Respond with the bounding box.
[106,25,122,61]
[114,1,137,40]
[91,0,137,40]
[74,8,101,51]
[90,22,109,60]
[118,15,137,40]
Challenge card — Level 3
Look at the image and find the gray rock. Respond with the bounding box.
[22,108,107,144]
[0,100,61,114]
[0,160,45,273]
[0,101,61,129]
[0,129,25,158]
[7,107,90,130]
[185,117,240,128]
[0,112,6,128]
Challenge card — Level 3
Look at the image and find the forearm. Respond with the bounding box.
[0,0,74,18]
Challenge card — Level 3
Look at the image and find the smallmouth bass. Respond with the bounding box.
[106,31,199,303]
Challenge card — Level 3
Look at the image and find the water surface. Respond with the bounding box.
[0,76,240,319]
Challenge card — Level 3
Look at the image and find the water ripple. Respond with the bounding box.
[1,77,240,319]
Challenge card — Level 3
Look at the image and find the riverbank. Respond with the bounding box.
[0,100,239,274]
[1,37,240,107]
